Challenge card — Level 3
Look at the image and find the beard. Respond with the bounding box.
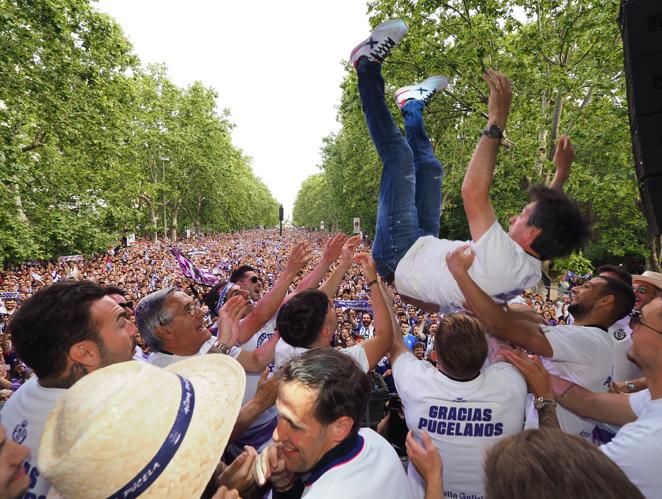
[567,302,589,320]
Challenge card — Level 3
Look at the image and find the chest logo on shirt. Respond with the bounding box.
[613,329,626,341]
[12,420,27,444]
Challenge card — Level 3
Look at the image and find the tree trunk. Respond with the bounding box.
[170,201,180,242]
[9,184,28,223]
[149,204,158,244]
[648,233,662,272]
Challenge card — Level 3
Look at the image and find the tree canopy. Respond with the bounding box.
[0,0,279,265]
[293,0,656,271]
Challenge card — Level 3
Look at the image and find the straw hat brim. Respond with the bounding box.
[39,355,245,498]
[632,272,662,291]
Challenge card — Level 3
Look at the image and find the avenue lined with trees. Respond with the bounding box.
[0,0,279,265]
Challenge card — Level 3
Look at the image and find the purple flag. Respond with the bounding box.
[170,247,219,286]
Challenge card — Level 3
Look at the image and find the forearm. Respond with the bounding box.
[318,260,351,300]
[461,135,500,200]
[362,281,394,368]
[239,271,296,343]
[536,404,560,429]
[453,271,509,335]
[295,258,332,292]
[549,172,568,190]
[229,397,273,442]
[424,476,444,499]
[554,381,636,426]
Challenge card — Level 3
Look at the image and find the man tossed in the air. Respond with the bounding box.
[351,19,589,312]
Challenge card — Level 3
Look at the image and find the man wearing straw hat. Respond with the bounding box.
[38,356,246,498]
[0,281,137,498]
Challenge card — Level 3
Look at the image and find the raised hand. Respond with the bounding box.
[445,243,475,277]
[322,233,348,263]
[284,242,312,276]
[340,235,362,264]
[354,252,378,281]
[483,69,512,130]
[216,294,250,347]
[552,135,574,189]
[217,446,258,495]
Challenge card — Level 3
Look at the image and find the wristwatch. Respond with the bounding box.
[218,342,231,355]
[482,124,504,139]
[533,396,556,410]
[625,380,637,392]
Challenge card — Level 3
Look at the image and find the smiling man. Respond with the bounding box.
[0,281,137,498]
[267,349,410,498]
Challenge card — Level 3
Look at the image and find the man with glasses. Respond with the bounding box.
[632,271,662,314]
[506,295,662,498]
[135,287,276,373]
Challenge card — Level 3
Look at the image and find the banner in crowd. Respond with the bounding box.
[333,299,372,312]
[170,247,219,287]
[60,255,84,262]
[0,292,20,300]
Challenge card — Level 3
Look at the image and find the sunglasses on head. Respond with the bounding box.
[118,301,134,310]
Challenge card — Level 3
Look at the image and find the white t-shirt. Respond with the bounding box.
[526,325,613,440]
[393,352,527,499]
[301,428,411,499]
[608,316,642,382]
[599,390,661,498]
[274,339,369,373]
[395,222,541,313]
[0,377,66,498]
[148,337,241,368]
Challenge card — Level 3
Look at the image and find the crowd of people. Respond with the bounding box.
[0,17,660,499]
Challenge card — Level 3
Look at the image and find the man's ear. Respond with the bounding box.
[68,340,101,369]
[528,226,543,242]
[599,294,616,309]
[330,416,354,443]
[155,324,171,340]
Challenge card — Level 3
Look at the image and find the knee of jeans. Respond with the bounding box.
[395,145,414,169]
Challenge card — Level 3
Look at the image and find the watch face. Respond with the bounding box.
[484,125,503,139]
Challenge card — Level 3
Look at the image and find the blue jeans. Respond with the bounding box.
[357,59,444,279]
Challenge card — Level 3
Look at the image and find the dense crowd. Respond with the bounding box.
[0,18,661,499]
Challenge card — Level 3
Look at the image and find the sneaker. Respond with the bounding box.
[394,75,449,109]
[350,19,408,68]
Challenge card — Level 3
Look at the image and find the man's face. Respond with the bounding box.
[400,323,410,336]
[361,314,371,326]
[108,293,134,318]
[88,296,136,369]
[414,345,425,360]
[629,298,662,367]
[0,424,29,499]
[429,313,438,324]
[429,323,438,336]
[162,291,210,355]
[273,381,337,474]
[238,271,261,301]
[407,307,416,318]
[632,280,660,311]
[567,277,607,319]
[508,202,541,250]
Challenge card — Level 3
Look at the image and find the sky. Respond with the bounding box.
[95,0,372,219]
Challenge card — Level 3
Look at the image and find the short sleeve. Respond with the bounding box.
[342,344,369,372]
[392,352,437,407]
[629,389,651,418]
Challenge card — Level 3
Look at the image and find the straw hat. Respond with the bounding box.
[39,356,245,498]
[632,271,662,291]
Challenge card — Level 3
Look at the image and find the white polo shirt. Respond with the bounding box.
[274,339,369,373]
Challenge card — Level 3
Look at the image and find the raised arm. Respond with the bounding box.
[294,233,347,292]
[237,242,311,344]
[549,135,573,190]
[446,245,553,357]
[354,253,393,369]
[461,70,512,241]
[318,236,362,300]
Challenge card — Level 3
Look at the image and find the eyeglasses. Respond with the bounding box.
[634,286,649,294]
[629,309,662,335]
[172,302,207,319]
[249,275,263,284]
